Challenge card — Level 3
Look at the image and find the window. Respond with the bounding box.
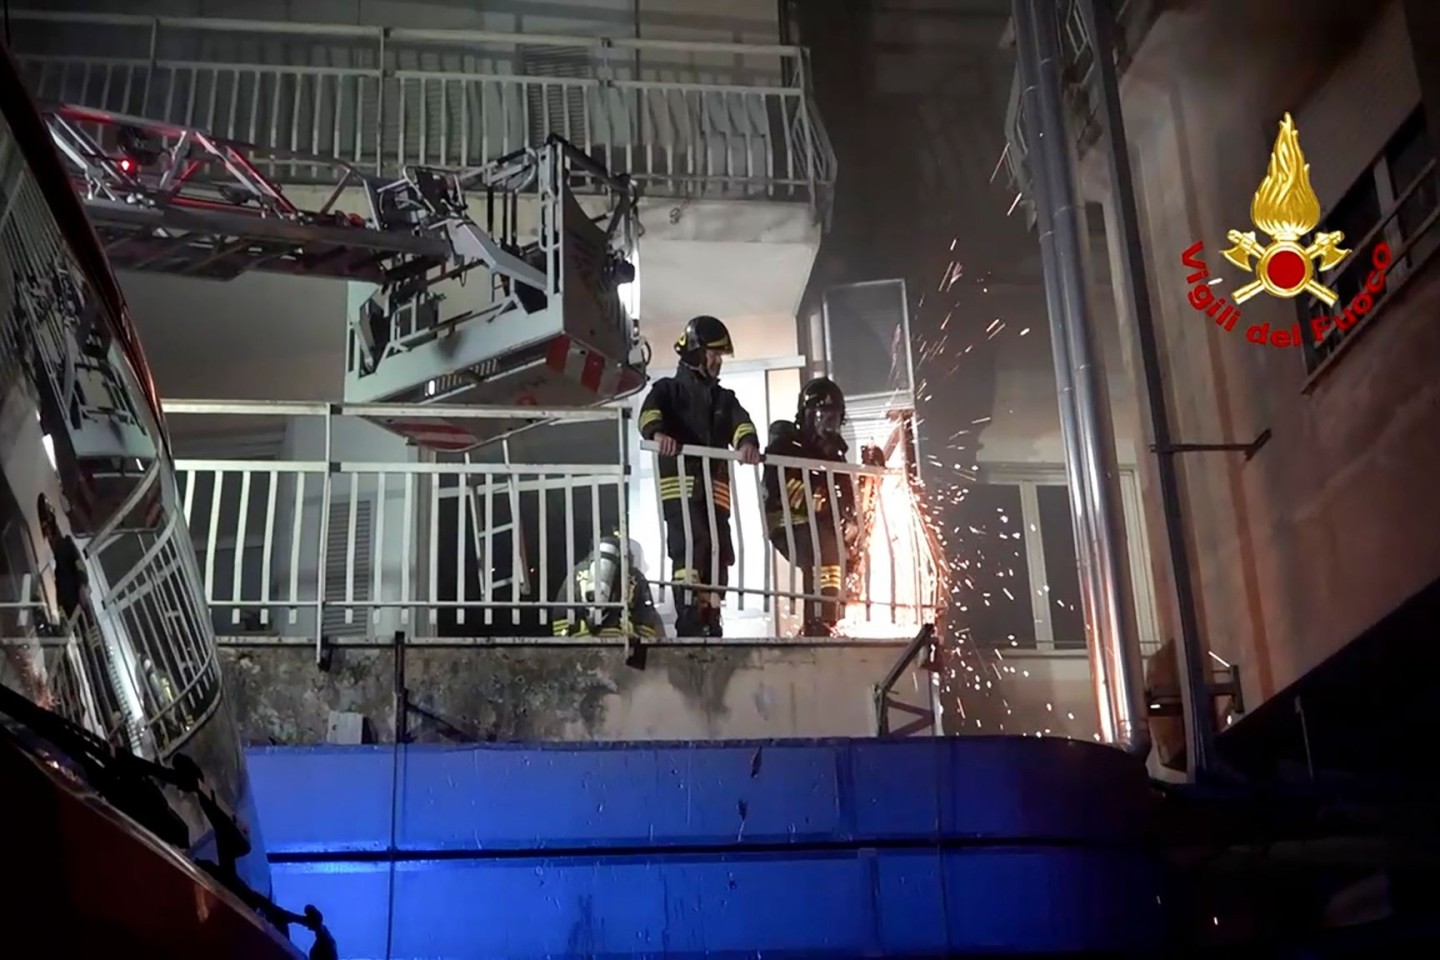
[961,467,1158,655]
[955,483,1036,649]
[1299,106,1440,374]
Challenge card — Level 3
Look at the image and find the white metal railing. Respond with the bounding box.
[638,440,945,638]
[8,9,836,210]
[165,400,630,645]
[0,480,226,758]
[158,399,940,645]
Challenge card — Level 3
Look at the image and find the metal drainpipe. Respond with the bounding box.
[1076,0,1214,778]
[1014,10,1116,743]
[1014,0,1151,758]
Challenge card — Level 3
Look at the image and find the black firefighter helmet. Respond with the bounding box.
[674,315,734,368]
[797,376,846,438]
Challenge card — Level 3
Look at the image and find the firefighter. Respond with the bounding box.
[762,376,860,637]
[637,315,761,638]
[550,536,664,642]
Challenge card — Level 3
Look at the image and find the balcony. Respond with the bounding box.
[141,399,937,646]
[7,7,835,217]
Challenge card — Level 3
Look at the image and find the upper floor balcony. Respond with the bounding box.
[6,6,835,218]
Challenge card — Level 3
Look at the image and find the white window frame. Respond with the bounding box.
[976,463,1161,657]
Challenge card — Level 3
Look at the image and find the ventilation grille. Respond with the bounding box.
[322,498,374,637]
[520,46,590,148]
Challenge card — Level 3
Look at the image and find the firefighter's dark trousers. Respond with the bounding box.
[769,519,845,628]
[663,498,733,637]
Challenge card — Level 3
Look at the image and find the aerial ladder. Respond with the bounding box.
[41,103,650,452]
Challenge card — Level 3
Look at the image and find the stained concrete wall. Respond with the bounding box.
[218,642,933,744]
[1087,0,1440,712]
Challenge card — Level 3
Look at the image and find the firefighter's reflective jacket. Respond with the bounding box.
[637,364,759,513]
[762,421,857,531]
[550,562,664,639]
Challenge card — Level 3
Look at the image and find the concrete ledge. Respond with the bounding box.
[219,642,931,744]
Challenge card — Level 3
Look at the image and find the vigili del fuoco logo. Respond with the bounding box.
[1180,113,1390,349]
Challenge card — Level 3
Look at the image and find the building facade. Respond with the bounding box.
[1004,0,1440,771]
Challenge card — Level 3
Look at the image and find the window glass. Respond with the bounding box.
[1389,110,1440,270]
[956,483,1035,648]
[1300,172,1381,370]
[1298,107,1438,373]
[1036,484,1086,651]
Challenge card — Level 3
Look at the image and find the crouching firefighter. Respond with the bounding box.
[762,376,860,637]
[638,315,762,637]
[551,536,663,666]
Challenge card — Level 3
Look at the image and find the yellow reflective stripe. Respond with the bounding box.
[674,568,698,584]
[658,476,729,508]
[818,565,845,589]
[597,626,626,637]
[553,619,571,636]
[732,422,756,446]
[785,478,807,510]
[658,476,695,501]
[639,409,663,429]
[637,624,657,638]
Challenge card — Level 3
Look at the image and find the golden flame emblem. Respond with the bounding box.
[1221,113,1348,305]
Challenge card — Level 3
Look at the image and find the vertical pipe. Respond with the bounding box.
[1016,0,1149,757]
[1013,0,1115,743]
[1076,0,1213,777]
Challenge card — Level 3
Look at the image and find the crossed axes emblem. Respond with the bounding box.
[1220,229,1349,306]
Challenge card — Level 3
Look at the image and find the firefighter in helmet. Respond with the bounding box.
[637,315,761,637]
[551,535,664,642]
[762,376,860,636]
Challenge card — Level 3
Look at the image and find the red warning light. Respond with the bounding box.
[118,157,135,174]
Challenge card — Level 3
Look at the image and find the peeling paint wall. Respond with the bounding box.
[218,643,934,744]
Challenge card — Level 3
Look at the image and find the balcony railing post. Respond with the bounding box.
[376,27,388,176]
[142,16,158,115]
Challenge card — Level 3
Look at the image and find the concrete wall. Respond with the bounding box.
[218,642,931,744]
[1089,0,1440,711]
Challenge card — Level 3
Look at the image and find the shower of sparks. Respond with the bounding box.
[836,447,949,641]
[840,242,1094,740]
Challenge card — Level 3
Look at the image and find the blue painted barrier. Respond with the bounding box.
[247,737,1167,957]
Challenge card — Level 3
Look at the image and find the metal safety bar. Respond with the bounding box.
[7,8,836,212]
[638,439,946,636]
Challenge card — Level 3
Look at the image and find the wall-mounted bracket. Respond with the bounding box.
[1152,428,1271,462]
[1147,661,1245,719]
